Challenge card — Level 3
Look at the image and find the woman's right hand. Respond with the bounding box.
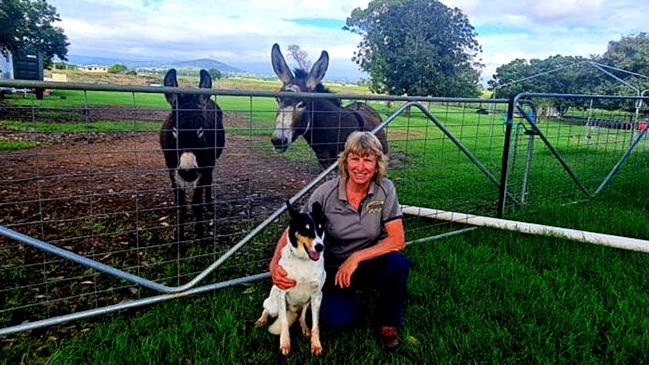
[270,262,296,290]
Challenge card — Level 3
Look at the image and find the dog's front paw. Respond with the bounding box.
[311,331,322,356]
[280,339,291,356]
[311,342,323,356]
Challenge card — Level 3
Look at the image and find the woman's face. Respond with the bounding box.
[346,152,377,187]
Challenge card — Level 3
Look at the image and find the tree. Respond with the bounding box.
[286,44,311,71]
[602,33,649,78]
[488,55,602,98]
[207,68,221,80]
[108,64,128,74]
[344,0,482,97]
[601,33,649,94]
[0,0,69,67]
[488,55,606,115]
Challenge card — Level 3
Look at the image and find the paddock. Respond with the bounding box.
[0,81,648,340]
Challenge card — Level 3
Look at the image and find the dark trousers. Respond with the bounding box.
[320,252,411,330]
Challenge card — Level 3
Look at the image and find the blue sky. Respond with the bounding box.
[48,0,649,83]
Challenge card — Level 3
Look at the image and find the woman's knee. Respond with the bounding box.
[384,252,411,277]
[320,290,359,330]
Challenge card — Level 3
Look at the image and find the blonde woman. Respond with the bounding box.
[269,131,409,350]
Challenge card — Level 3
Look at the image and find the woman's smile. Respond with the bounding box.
[347,153,377,187]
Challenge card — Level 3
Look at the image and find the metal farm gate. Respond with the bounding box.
[0,79,647,335]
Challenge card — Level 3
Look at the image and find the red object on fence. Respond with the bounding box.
[638,121,647,131]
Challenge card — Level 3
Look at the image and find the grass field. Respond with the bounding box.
[1,79,648,363]
[2,186,648,364]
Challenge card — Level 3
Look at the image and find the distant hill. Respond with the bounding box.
[170,58,241,73]
[67,55,242,73]
[65,54,363,81]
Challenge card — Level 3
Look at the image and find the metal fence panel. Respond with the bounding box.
[0,79,511,333]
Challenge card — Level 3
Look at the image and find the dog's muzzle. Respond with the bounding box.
[306,243,324,261]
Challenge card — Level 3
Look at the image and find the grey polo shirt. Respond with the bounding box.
[303,177,403,268]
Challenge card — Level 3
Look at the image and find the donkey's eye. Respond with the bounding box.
[296,101,305,109]
[197,127,204,138]
[172,127,178,139]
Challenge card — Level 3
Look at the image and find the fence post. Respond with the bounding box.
[497,96,515,217]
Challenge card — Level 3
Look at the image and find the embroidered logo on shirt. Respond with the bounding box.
[366,200,384,214]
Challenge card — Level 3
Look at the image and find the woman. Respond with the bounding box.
[269,131,410,350]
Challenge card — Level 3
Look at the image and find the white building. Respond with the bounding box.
[0,53,14,80]
[78,65,108,73]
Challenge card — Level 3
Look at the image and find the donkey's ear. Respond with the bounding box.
[163,69,178,105]
[199,69,212,89]
[271,43,294,84]
[307,50,329,89]
[198,69,212,104]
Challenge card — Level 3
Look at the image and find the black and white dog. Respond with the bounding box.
[256,201,327,356]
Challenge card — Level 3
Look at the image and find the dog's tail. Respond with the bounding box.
[268,311,298,335]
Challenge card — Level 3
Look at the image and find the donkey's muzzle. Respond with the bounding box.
[271,137,290,152]
[177,168,199,182]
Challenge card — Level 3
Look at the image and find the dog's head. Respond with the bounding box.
[286,200,326,261]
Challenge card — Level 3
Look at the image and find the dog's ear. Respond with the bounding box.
[311,201,325,222]
[286,200,298,219]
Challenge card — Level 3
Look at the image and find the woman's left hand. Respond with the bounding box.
[335,255,359,288]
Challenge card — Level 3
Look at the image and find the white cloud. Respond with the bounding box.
[52,0,364,62]
[440,0,648,84]
[49,0,648,83]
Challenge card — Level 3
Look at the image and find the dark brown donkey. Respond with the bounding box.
[270,43,387,168]
[160,69,225,243]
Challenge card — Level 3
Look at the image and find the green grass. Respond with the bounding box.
[0,120,160,132]
[1,174,648,364]
[0,140,36,150]
[7,90,169,109]
[5,199,646,364]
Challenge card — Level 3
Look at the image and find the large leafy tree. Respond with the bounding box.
[344,0,482,97]
[488,55,604,99]
[602,33,649,77]
[0,0,69,66]
[601,33,649,93]
[488,55,611,115]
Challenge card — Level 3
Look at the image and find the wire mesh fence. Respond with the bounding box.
[39,75,649,338]
[0,82,513,332]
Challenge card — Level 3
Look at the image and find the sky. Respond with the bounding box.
[48,0,649,84]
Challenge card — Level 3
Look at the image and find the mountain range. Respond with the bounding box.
[67,55,243,73]
[65,54,365,82]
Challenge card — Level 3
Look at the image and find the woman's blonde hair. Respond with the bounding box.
[338,131,388,182]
